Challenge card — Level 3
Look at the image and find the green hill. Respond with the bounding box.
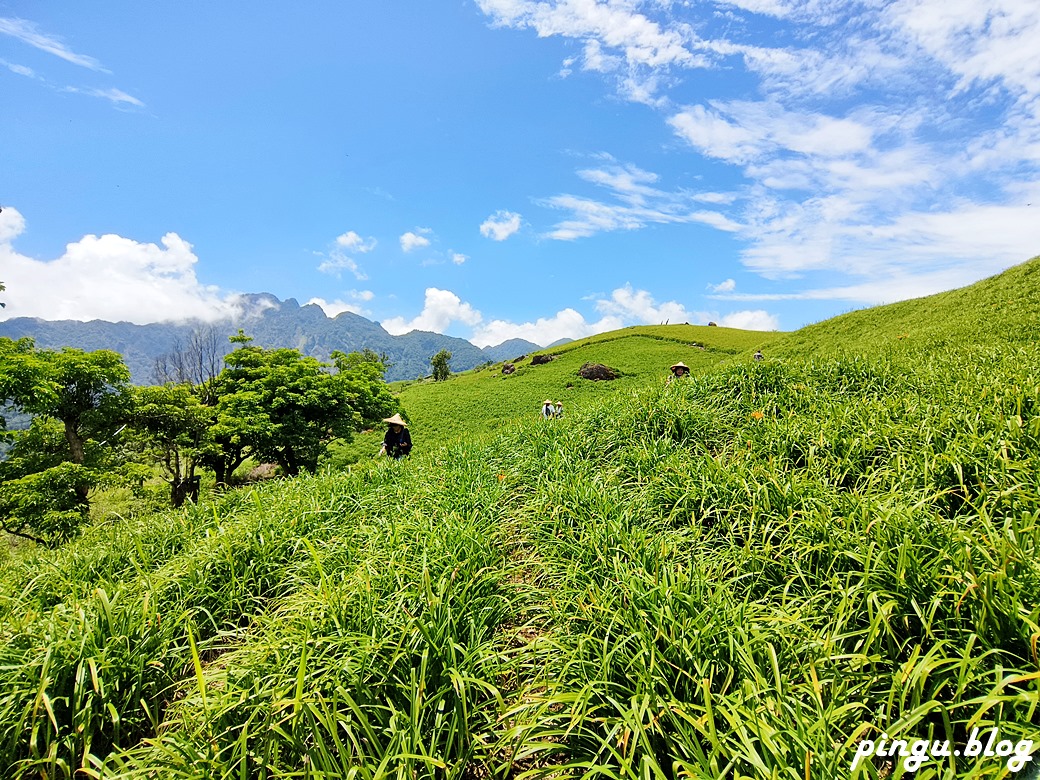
[397,324,778,446]
[773,256,1040,357]
[1,259,1039,778]
[398,257,1040,448]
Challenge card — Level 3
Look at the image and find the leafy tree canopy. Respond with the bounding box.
[0,339,133,544]
[213,342,395,476]
[0,339,132,464]
[129,384,213,506]
[431,349,452,382]
[330,349,399,426]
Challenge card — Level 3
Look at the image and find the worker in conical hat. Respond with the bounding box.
[379,413,412,459]
[541,399,556,418]
[668,361,690,383]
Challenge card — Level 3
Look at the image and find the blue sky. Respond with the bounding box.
[2,1,1039,347]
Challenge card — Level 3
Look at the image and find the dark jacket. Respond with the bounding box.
[383,427,412,459]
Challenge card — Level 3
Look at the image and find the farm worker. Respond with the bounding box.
[668,362,690,383]
[554,401,563,418]
[379,413,413,459]
[541,399,556,418]
[753,350,764,361]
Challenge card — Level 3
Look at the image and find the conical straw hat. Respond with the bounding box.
[383,413,408,427]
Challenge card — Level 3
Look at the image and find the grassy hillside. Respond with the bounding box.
[392,256,1040,452]
[773,256,1040,357]
[396,324,778,447]
[1,259,1040,778]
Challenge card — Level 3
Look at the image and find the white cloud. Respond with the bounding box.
[479,210,522,241]
[595,284,701,324]
[317,253,367,280]
[0,206,27,244]
[316,230,373,279]
[709,278,736,293]
[668,105,762,164]
[718,309,780,330]
[472,308,623,348]
[0,17,109,71]
[64,86,144,108]
[380,288,482,335]
[306,291,374,318]
[400,229,432,252]
[472,285,739,347]
[884,0,1040,106]
[475,0,706,102]
[543,160,739,240]
[476,0,696,69]
[709,267,982,305]
[475,0,1040,306]
[0,206,241,323]
[451,252,468,265]
[1,58,35,77]
[336,231,377,253]
[716,0,795,19]
[581,39,621,73]
[669,101,876,165]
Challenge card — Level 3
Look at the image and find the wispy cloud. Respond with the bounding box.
[0,17,109,71]
[479,210,522,241]
[1,17,147,109]
[480,0,1040,309]
[542,159,739,240]
[475,0,706,103]
[884,0,1040,105]
[400,228,432,253]
[316,231,371,279]
[1,58,35,77]
[317,254,367,280]
[335,230,377,253]
[63,86,145,108]
[709,278,736,293]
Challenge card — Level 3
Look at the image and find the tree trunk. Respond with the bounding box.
[171,475,202,507]
[171,478,188,508]
[63,420,90,503]
[63,420,85,464]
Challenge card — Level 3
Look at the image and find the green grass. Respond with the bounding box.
[772,255,1040,358]
[397,324,780,447]
[1,258,1040,778]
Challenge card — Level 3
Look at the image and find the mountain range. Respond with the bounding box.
[0,293,560,383]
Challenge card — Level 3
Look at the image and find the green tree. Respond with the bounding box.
[431,349,452,382]
[212,342,380,477]
[0,338,132,543]
[0,339,131,473]
[330,349,400,425]
[129,384,212,507]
